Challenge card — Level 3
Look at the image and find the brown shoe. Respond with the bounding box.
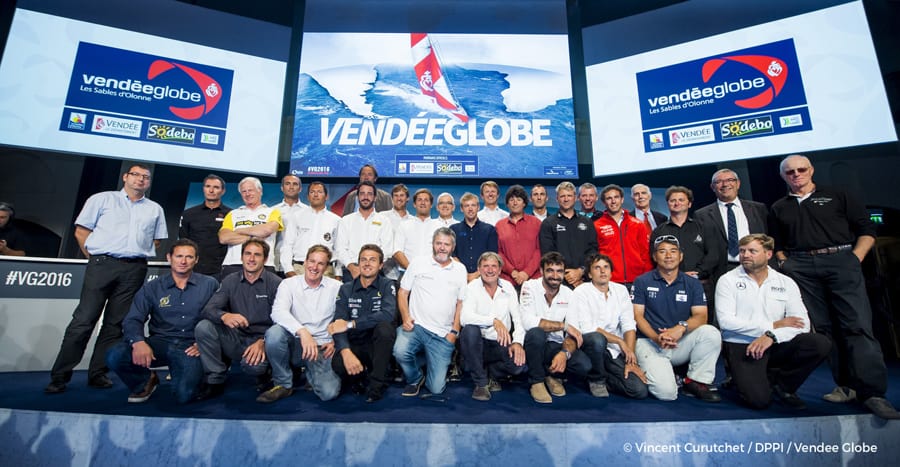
[256,385,293,403]
[530,382,552,404]
[545,376,566,397]
[128,372,159,403]
[472,385,491,401]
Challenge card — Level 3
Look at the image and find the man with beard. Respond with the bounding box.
[336,181,394,282]
[393,227,467,397]
[716,234,830,409]
[520,252,584,403]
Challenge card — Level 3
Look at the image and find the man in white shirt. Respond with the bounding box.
[259,245,342,403]
[459,252,526,401]
[435,192,459,227]
[273,175,307,275]
[218,177,283,277]
[530,184,549,221]
[570,253,648,399]
[280,181,340,279]
[335,181,394,282]
[477,180,508,226]
[393,227,467,397]
[393,188,442,274]
[716,234,830,409]
[382,184,411,281]
[520,252,583,403]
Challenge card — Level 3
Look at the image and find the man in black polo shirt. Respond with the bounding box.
[179,174,231,277]
[771,154,898,419]
[194,239,282,400]
[539,181,598,288]
[328,244,397,402]
[650,186,719,320]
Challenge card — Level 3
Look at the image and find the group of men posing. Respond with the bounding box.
[41,155,899,419]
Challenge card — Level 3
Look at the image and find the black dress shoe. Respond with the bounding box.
[194,382,226,401]
[772,384,806,410]
[87,374,113,389]
[682,380,722,403]
[44,381,67,394]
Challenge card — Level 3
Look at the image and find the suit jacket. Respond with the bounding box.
[695,198,768,281]
[341,187,392,216]
[633,209,668,229]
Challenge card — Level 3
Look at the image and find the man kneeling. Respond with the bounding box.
[459,252,527,401]
[716,234,830,409]
[258,245,342,403]
[106,239,218,404]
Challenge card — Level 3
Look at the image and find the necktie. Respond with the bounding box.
[726,203,738,258]
[642,210,652,229]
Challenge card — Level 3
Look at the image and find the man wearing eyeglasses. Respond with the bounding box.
[694,168,768,283]
[770,154,898,419]
[46,163,168,394]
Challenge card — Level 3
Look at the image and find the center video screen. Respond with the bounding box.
[289,1,576,179]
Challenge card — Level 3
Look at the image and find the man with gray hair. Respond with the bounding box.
[577,182,601,220]
[539,181,597,288]
[218,176,283,277]
[459,252,527,401]
[393,227,467,397]
[435,192,459,227]
[630,184,666,230]
[694,168,768,282]
[770,154,898,419]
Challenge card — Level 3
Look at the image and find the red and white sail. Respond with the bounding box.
[410,33,469,123]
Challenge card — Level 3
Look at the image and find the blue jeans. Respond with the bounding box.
[264,325,341,401]
[393,324,455,394]
[105,336,202,404]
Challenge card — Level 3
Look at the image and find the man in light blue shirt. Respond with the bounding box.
[46,163,168,394]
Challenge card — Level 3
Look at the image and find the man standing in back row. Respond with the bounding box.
[46,163,168,394]
[770,154,898,419]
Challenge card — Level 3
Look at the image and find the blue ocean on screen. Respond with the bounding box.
[290,63,577,179]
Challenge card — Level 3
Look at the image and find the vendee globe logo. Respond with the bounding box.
[147,60,224,120]
[64,43,234,129]
[701,55,788,109]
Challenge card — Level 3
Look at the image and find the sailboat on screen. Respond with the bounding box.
[410,33,469,123]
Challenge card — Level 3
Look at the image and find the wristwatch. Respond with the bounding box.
[677,320,689,331]
[764,330,778,343]
[449,329,460,337]
[562,350,572,360]
[347,320,355,330]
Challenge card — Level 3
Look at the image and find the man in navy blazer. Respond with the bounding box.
[694,169,768,283]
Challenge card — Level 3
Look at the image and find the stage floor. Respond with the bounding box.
[2,364,899,466]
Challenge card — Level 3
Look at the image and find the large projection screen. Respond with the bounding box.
[289,0,577,179]
[583,0,897,177]
[0,0,290,176]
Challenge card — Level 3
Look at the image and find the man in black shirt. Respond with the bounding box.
[328,244,397,402]
[539,181,598,288]
[179,174,231,277]
[651,186,719,322]
[194,239,282,400]
[770,154,898,419]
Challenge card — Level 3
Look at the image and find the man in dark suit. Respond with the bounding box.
[694,169,768,283]
[630,184,667,230]
[341,164,392,215]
